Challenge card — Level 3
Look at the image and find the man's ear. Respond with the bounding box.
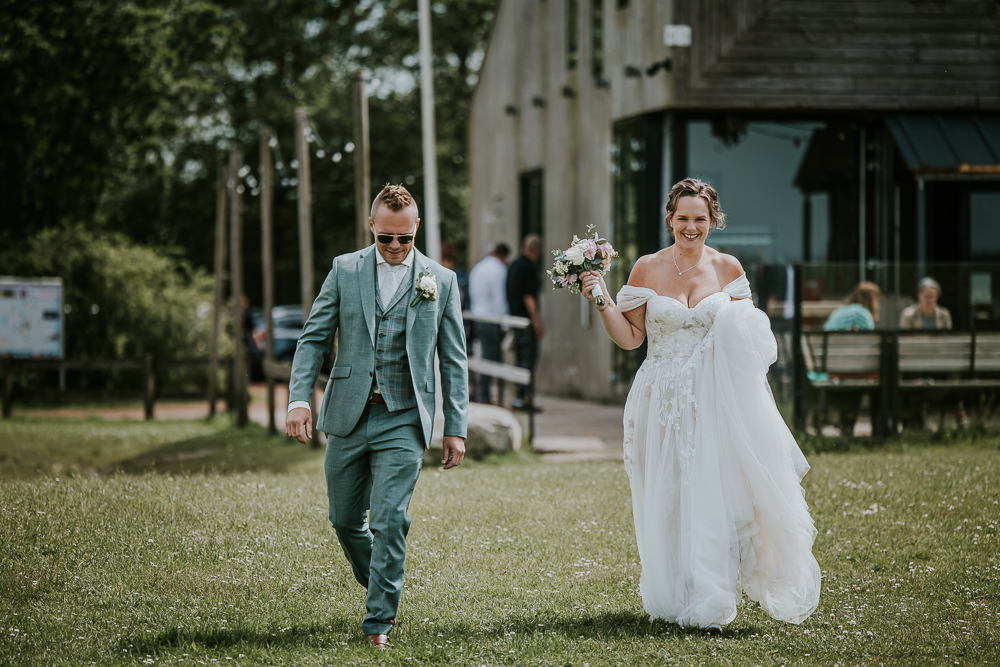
[368,217,375,233]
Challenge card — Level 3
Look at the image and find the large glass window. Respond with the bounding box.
[970,191,1000,259]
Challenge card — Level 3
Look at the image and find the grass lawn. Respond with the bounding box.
[1,420,998,666]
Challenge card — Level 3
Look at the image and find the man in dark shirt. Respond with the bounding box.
[505,234,545,410]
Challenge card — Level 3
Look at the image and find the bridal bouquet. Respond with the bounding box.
[547,225,618,307]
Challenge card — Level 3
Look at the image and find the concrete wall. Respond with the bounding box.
[469,0,676,401]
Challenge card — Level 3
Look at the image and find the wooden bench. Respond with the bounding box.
[801,331,885,388]
[897,331,1000,391]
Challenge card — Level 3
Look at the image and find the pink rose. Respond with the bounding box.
[599,242,614,257]
[584,239,598,261]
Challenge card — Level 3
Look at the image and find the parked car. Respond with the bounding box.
[246,305,310,381]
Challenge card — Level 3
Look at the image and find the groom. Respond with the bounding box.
[285,184,469,649]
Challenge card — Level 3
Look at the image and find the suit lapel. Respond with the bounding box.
[405,250,426,337]
[358,246,377,348]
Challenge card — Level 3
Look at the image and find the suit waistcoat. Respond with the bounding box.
[373,267,417,411]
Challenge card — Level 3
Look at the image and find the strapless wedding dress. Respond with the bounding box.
[617,274,820,627]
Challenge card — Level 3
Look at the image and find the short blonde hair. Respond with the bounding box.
[370,184,417,220]
[665,178,727,235]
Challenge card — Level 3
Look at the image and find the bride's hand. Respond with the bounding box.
[580,271,609,307]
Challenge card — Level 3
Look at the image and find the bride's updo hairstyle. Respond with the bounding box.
[664,178,727,235]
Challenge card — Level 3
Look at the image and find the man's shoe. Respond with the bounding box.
[364,619,396,650]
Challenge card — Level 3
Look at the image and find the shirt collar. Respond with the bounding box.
[375,246,415,269]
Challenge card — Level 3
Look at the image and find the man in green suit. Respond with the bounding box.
[285,184,468,649]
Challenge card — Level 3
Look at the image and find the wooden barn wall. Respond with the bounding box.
[673,0,1000,109]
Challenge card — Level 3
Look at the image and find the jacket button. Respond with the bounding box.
[369,371,373,377]
[376,366,382,371]
[378,333,385,338]
[382,316,388,321]
[377,349,382,354]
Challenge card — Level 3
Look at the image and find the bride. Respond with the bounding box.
[581,178,820,632]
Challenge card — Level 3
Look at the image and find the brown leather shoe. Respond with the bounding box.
[364,619,396,649]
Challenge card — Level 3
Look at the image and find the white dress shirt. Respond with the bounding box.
[468,255,509,317]
[287,247,414,414]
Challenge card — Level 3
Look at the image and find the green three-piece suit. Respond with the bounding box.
[288,245,469,635]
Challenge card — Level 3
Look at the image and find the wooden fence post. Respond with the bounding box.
[295,108,315,319]
[208,163,228,418]
[230,151,249,428]
[1,358,12,419]
[260,126,277,435]
[143,354,155,421]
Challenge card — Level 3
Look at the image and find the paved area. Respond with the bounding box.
[12,385,626,461]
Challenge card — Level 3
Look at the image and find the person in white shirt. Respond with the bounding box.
[467,242,511,403]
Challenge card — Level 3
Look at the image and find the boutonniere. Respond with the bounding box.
[410,270,438,306]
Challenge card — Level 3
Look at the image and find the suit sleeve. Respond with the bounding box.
[437,271,469,438]
[288,258,340,405]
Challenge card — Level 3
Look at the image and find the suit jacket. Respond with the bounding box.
[288,245,469,447]
[898,303,952,330]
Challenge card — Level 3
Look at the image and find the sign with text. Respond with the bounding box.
[0,277,64,359]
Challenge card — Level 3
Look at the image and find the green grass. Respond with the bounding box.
[1,421,999,665]
[0,418,322,480]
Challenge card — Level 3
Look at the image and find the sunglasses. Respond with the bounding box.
[375,231,416,245]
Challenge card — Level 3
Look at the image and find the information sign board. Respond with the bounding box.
[0,277,64,359]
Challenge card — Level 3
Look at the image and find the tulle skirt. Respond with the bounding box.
[622,299,820,627]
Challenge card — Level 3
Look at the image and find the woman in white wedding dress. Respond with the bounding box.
[581,178,820,632]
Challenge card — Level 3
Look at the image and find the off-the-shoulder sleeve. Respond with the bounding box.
[616,285,658,312]
[722,274,751,300]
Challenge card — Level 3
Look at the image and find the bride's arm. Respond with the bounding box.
[580,266,647,351]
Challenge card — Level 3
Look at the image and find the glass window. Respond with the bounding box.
[591,0,604,78]
[567,0,579,69]
[970,191,1000,259]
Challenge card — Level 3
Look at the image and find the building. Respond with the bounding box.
[470,0,1000,401]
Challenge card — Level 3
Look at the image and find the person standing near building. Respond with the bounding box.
[285,184,468,649]
[506,234,545,411]
[468,242,511,403]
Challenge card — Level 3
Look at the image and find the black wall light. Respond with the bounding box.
[505,104,519,116]
[624,65,642,78]
[532,96,546,108]
[646,58,672,76]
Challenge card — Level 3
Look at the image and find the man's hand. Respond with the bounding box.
[533,318,546,340]
[286,407,313,444]
[441,436,466,469]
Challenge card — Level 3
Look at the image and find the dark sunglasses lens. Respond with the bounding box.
[377,234,414,244]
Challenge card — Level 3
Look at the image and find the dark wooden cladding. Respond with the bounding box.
[673,0,1000,110]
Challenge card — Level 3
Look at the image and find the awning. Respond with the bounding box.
[888,115,1000,176]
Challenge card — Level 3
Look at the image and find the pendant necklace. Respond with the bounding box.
[672,247,704,276]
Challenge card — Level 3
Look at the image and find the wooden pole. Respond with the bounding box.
[295,108,315,320]
[229,151,249,429]
[143,353,155,421]
[208,163,228,418]
[417,0,442,261]
[260,127,277,435]
[1,358,12,419]
[352,69,372,250]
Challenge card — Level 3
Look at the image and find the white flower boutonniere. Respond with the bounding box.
[410,270,438,307]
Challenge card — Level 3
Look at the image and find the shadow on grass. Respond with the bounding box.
[104,424,323,477]
[128,611,765,655]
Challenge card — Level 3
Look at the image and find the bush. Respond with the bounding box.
[6,226,232,395]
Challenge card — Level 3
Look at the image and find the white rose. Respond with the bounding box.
[564,243,586,265]
[418,274,437,296]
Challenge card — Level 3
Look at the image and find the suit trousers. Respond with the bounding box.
[324,402,424,636]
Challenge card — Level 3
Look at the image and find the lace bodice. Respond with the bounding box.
[617,275,751,362]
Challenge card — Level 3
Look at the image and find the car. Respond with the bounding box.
[246,305,310,380]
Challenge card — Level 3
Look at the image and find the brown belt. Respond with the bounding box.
[368,393,386,405]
